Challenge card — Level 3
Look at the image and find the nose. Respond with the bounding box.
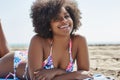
[61,17,67,23]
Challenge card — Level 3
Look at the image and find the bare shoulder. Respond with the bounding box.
[30,35,45,45]
[31,35,44,42]
[73,35,89,71]
[29,35,47,51]
[72,34,87,45]
[72,34,88,55]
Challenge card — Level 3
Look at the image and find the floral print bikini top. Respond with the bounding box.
[42,39,74,72]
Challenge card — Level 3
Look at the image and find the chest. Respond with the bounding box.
[43,43,77,69]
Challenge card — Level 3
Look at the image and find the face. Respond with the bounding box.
[50,7,73,37]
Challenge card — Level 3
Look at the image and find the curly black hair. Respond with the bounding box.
[30,0,81,38]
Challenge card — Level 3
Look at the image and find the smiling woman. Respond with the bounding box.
[28,0,91,80]
[0,0,92,80]
[0,0,116,80]
[50,7,73,36]
[0,0,91,80]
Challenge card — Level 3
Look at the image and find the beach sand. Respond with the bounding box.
[88,44,120,80]
[10,44,120,80]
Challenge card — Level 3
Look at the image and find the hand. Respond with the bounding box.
[34,69,58,80]
[52,71,93,80]
[75,71,93,80]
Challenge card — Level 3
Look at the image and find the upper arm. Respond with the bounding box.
[76,35,90,71]
[28,35,44,79]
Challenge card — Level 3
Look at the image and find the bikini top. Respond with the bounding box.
[42,39,74,72]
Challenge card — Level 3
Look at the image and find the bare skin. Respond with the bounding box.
[0,20,9,57]
[0,20,28,79]
[0,52,28,79]
[28,7,91,80]
[0,4,91,80]
[0,34,90,80]
[29,35,90,80]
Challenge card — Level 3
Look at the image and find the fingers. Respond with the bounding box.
[34,74,45,80]
[34,71,41,80]
[41,77,46,80]
[80,71,93,76]
[34,70,42,79]
[79,71,94,79]
[33,71,52,80]
[34,71,39,74]
[34,71,46,80]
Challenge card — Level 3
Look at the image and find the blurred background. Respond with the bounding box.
[0,0,120,79]
[0,0,120,46]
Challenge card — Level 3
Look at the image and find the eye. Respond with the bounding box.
[53,16,61,22]
[64,14,70,19]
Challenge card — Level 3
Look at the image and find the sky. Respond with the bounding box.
[0,0,120,45]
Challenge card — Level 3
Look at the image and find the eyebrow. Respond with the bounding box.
[59,10,69,16]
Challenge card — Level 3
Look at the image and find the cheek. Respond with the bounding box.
[69,17,73,23]
[50,22,58,31]
[69,18,73,27]
[50,21,56,29]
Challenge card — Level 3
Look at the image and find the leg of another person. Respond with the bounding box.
[0,52,27,79]
[0,52,14,77]
[0,20,9,57]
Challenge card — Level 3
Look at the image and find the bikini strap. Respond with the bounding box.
[50,40,53,56]
[69,39,73,62]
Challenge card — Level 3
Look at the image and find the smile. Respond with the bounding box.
[58,24,71,31]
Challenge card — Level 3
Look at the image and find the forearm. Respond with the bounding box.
[53,70,91,80]
[52,68,67,76]
[32,68,67,80]
[53,71,79,80]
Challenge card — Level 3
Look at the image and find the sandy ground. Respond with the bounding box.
[88,45,120,80]
[10,44,120,80]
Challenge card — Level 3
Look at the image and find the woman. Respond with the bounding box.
[0,0,92,80]
[28,0,91,80]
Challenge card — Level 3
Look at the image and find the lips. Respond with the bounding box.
[58,24,70,31]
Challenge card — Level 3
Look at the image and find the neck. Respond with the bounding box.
[51,35,71,49]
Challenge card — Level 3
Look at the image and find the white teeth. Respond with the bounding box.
[59,24,69,29]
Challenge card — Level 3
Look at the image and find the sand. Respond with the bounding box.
[88,44,120,80]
